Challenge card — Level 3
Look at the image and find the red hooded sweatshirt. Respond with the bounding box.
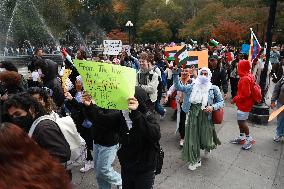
[233,60,255,112]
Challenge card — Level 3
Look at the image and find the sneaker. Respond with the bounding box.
[80,160,94,173]
[242,139,256,150]
[188,160,201,171]
[179,139,184,148]
[160,109,167,120]
[230,136,246,145]
[204,150,211,158]
[273,135,282,142]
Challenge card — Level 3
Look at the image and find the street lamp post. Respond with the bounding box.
[125,21,133,45]
[249,0,277,124]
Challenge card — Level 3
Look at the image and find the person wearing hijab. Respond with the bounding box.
[173,67,224,171]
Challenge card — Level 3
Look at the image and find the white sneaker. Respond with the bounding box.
[188,160,201,171]
[179,139,184,148]
[274,135,282,142]
[204,150,211,158]
[80,160,94,173]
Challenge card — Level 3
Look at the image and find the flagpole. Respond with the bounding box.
[249,0,277,124]
[250,28,261,48]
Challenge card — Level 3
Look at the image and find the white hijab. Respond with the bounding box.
[190,67,212,110]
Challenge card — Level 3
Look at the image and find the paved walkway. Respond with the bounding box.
[71,103,284,189]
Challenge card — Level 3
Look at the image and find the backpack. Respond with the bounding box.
[249,76,262,103]
[28,113,86,167]
[153,65,167,88]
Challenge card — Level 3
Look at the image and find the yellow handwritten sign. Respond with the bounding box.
[74,60,136,110]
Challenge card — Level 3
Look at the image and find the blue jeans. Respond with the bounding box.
[155,96,165,116]
[276,102,284,137]
[93,144,122,189]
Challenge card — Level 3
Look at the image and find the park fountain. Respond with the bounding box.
[0,0,107,72]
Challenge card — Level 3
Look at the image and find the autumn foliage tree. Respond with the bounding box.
[107,29,128,43]
[138,19,172,43]
[212,19,248,44]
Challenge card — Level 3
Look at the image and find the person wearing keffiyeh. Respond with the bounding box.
[173,67,224,171]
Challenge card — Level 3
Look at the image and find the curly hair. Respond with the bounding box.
[3,92,46,118]
[0,61,18,72]
[0,123,71,189]
[0,71,21,88]
[28,87,58,114]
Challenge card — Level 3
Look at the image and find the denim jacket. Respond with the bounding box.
[173,74,224,114]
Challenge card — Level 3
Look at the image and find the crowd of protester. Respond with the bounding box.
[0,41,284,189]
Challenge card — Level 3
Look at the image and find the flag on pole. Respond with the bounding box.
[164,51,176,61]
[174,46,189,67]
[209,39,219,47]
[248,28,261,62]
[183,56,198,68]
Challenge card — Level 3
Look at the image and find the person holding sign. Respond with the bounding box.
[81,93,122,189]
[173,67,223,171]
[81,86,161,189]
[270,76,284,142]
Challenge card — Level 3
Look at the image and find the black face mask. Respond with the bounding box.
[11,113,34,132]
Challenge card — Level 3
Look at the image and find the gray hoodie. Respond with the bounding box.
[271,78,284,104]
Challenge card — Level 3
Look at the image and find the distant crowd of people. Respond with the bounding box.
[0,42,284,189]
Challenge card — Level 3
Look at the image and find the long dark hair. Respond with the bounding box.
[28,87,58,114]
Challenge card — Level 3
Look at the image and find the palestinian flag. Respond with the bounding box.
[209,39,219,47]
[174,46,189,67]
[164,51,176,61]
[183,56,198,68]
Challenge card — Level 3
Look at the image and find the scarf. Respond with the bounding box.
[138,69,151,85]
[190,67,212,110]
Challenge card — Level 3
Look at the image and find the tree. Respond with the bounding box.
[212,18,248,44]
[180,1,269,44]
[123,0,146,40]
[138,19,172,43]
[179,2,223,41]
[107,29,128,43]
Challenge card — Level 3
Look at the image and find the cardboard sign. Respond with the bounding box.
[103,40,122,55]
[74,60,136,110]
[165,46,183,52]
[188,50,208,68]
[268,105,284,122]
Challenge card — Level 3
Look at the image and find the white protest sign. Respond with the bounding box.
[103,40,122,55]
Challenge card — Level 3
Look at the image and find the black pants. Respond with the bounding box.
[179,110,186,139]
[122,169,155,189]
[230,77,239,98]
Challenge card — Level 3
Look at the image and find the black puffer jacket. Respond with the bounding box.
[118,110,160,173]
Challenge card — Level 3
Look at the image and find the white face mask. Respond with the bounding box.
[199,75,210,84]
[0,68,6,72]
